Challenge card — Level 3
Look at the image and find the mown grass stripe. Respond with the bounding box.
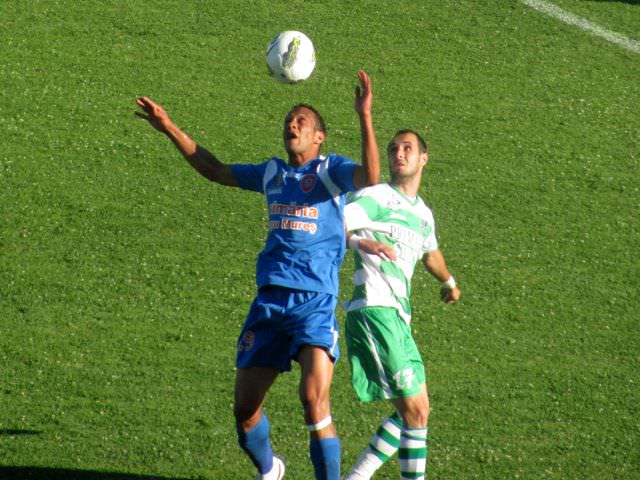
[520,0,640,53]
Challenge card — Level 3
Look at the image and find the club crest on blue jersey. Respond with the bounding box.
[300,174,317,193]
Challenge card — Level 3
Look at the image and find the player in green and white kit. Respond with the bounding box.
[344,129,461,480]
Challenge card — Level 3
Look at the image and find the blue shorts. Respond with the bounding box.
[236,286,340,372]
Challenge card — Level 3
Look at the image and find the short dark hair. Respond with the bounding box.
[387,129,428,154]
[289,103,327,134]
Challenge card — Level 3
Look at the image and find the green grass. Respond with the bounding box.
[2,1,639,479]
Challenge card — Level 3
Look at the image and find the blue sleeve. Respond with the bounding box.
[328,154,358,193]
[232,162,268,193]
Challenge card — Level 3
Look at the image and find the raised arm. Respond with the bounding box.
[135,96,238,187]
[353,70,380,189]
[422,249,461,304]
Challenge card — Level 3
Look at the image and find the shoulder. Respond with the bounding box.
[234,156,284,171]
[324,153,356,167]
[257,156,287,178]
[315,154,358,193]
[415,196,436,222]
[267,156,287,168]
[347,184,391,218]
[232,157,286,192]
[415,195,432,211]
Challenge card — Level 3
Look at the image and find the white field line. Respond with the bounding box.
[520,0,640,54]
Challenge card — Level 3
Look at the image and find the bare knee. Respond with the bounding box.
[298,346,334,426]
[233,401,263,431]
[401,403,429,428]
[300,387,331,423]
[395,391,430,428]
[234,367,278,430]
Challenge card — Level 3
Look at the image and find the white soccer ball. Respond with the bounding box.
[266,31,316,84]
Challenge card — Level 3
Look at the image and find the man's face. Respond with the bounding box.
[387,132,427,180]
[283,106,324,156]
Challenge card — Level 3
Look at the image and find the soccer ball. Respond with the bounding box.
[266,31,316,84]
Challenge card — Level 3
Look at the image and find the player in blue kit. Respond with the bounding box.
[136,70,379,480]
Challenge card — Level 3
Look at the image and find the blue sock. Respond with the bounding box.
[237,414,274,474]
[310,437,341,480]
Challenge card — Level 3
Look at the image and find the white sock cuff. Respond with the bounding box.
[306,415,332,432]
[402,427,428,438]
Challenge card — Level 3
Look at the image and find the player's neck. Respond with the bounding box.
[391,175,421,198]
[288,150,320,167]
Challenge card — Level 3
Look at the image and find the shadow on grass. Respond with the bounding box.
[0,430,43,436]
[0,467,193,480]
[0,431,194,479]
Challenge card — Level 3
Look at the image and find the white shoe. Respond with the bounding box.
[256,456,285,480]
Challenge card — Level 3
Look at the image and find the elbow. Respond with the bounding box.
[366,156,381,186]
[187,147,234,185]
[363,164,380,186]
[366,169,380,186]
[204,166,235,186]
[354,165,380,189]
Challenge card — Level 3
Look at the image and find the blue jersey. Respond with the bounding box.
[232,154,358,296]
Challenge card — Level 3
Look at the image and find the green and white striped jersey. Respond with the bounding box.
[344,183,438,324]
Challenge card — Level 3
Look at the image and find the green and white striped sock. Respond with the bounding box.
[399,427,428,479]
[345,412,402,480]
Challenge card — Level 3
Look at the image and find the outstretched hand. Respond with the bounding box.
[135,96,172,133]
[354,69,372,117]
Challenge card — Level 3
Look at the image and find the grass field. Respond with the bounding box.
[1,1,639,479]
